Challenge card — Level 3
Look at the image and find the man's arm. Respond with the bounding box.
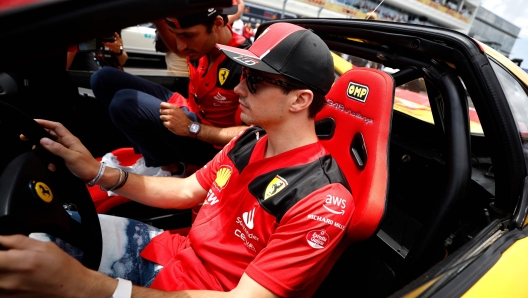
[197,124,247,147]
[34,119,207,209]
[131,274,278,298]
[160,102,247,146]
[0,236,278,298]
[227,0,245,25]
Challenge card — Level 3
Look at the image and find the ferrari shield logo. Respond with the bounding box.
[219,68,229,85]
[264,175,288,200]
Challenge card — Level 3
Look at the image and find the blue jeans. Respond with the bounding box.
[90,67,219,167]
[31,213,164,287]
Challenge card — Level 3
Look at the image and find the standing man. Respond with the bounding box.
[0,22,353,297]
[90,4,251,175]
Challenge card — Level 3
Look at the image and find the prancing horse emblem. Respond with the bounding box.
[219,68,229,85]
[264,175,288,200]
[35,181,53,203]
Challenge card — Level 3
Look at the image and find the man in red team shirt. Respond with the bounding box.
[90,4,251,174]
[0,23,354,297]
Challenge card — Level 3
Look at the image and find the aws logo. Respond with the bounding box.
[323,194,346,215]
[346,81,369,103]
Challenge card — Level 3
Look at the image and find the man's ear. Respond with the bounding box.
[290,89,313,114]
[213,15,225,30]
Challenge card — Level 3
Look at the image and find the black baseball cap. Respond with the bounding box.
[165,1,238,29]
[216,22,334,95]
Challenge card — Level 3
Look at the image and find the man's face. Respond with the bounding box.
[168,23,217,61]
[235,69,297,127]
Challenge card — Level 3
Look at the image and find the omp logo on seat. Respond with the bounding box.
[347,81,369,103]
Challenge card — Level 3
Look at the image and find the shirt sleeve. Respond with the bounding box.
[245,183,354,297]
[195,128,249,190]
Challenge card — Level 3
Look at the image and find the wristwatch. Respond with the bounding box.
[188,122,201,138]
[112,45,123,56]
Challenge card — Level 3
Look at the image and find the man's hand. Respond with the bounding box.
[0,235,115,298]
[160,102,193,136]
[29,119,101,182]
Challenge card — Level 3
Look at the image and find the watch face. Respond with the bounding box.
[190,123,200,134]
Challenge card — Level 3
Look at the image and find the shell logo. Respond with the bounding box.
[214,165,232,190]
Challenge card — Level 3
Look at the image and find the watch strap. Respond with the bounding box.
[111,278,132,298]
[112,46,123,56]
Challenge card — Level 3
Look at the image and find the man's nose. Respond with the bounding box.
[234,79,247,97]
[175,38,187,52]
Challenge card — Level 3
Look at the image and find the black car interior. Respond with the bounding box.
[1,1,528,297]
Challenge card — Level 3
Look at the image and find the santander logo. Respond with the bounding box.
[306,230,330,249]
[243,208,255,229]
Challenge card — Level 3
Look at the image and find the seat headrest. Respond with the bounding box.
[316,67,394,242]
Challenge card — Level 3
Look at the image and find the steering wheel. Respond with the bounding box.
[0,100,102,270]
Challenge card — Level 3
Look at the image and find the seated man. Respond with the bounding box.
[90,5,251,174]
[0,23,353,297]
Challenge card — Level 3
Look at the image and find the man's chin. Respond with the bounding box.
[186,52,201,60]
[240,114,253,126]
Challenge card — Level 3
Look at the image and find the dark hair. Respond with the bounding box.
[170,13,228,32]
[203,14,228,33]
[310,92,327,118]
[280,86,327,118]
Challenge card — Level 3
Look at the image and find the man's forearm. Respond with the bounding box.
[97,168,205,209]
[197,125,248,146]
[132,287,233,298]
[129,273,277,298]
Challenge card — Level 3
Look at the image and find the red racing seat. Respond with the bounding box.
[309,67,394,296]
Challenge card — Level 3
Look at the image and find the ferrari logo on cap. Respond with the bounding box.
[264,175,288,200]
[347,81,369,103]
[219,68,229,85]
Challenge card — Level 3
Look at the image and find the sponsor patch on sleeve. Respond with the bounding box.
[214,165,232,190]
[306,229,330,249]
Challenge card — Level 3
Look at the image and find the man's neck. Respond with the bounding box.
[208,26,232,62]
[263,121,318,158]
